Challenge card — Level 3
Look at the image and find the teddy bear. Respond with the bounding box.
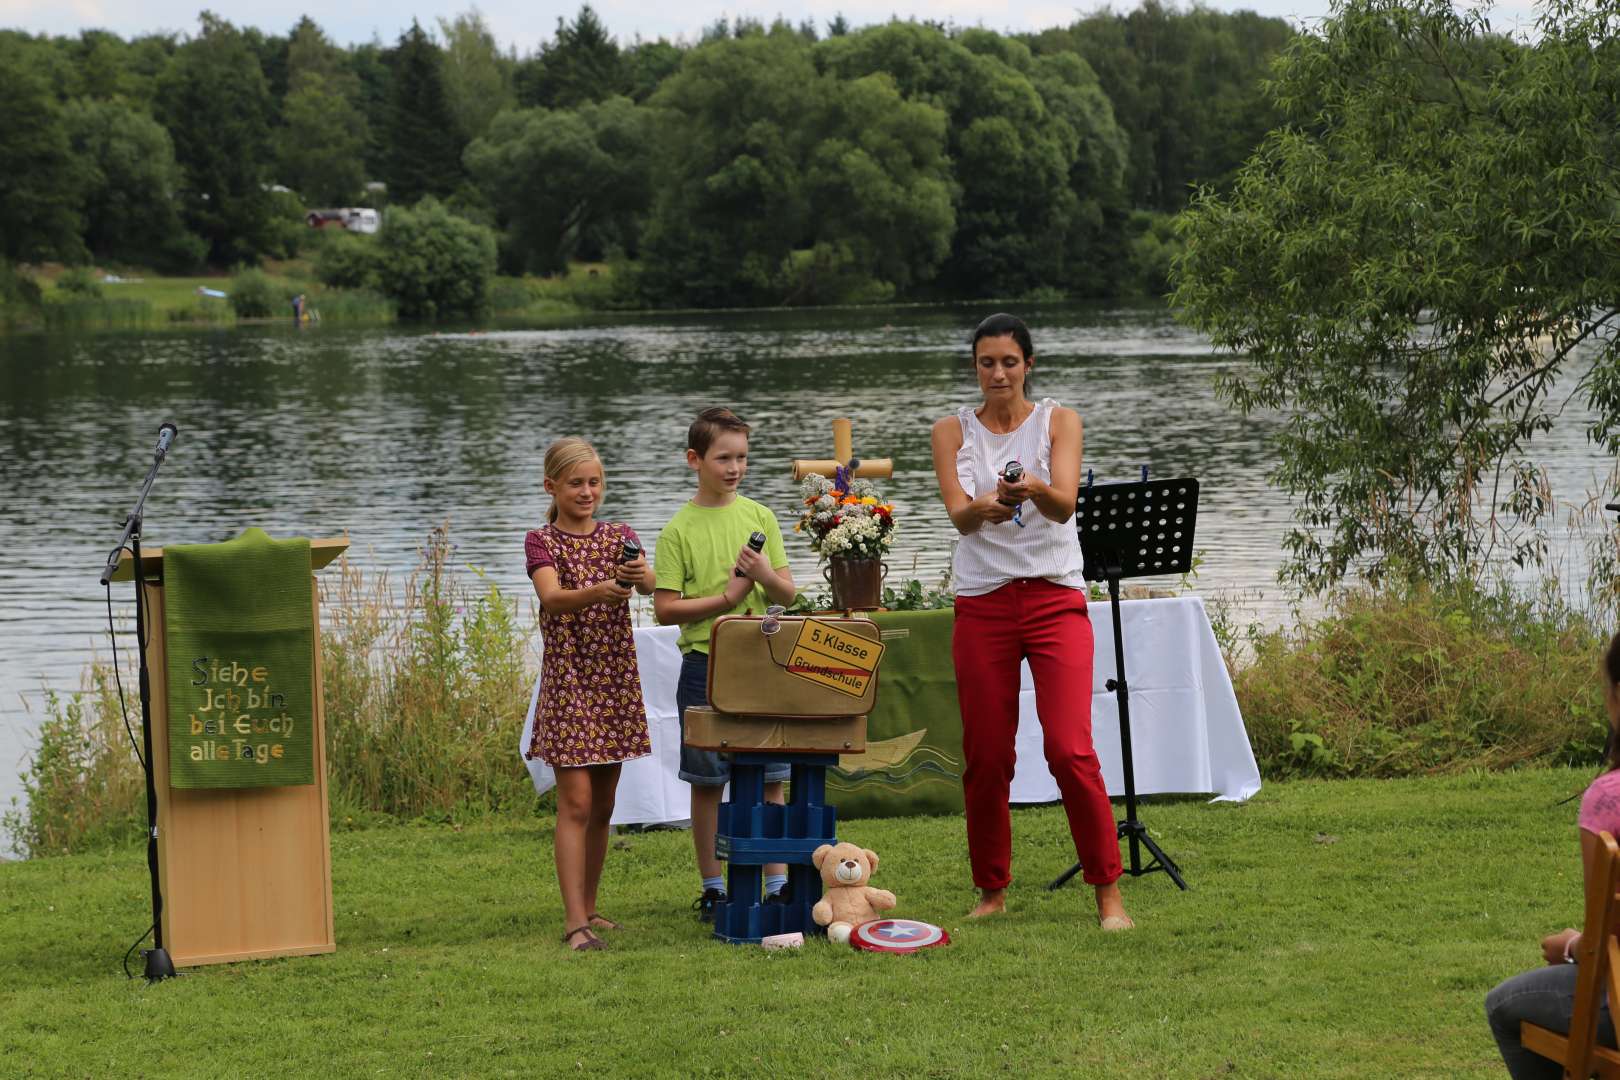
[811,842,897,944]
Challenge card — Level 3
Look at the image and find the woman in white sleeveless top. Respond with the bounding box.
[929,313,1130,930]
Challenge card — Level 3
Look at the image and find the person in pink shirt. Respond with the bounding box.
[1486,632,1620,1077]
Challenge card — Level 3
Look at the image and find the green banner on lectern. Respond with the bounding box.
[828,609,965,818]
[164,528,315,789]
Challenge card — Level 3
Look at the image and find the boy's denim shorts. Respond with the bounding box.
[676,650,791,787]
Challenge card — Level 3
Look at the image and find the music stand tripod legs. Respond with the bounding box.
[1047,571,1187,892]
[1047,475,1200,894]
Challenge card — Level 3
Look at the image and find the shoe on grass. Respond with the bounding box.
[693,887,727,922]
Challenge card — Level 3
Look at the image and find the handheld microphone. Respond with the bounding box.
[999,460,1027,528]
[998,460,1024,506]
[616,538,641,589]
[734,530,767,577]
[155,421,179,462]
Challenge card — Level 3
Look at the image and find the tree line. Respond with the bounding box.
[0,3,1294,308]
[1174,0,1620,599]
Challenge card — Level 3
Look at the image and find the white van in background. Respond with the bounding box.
[305,207,380,234]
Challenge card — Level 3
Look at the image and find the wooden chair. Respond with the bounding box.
[1522,829,1620,1078]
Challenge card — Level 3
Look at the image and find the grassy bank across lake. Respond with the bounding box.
[0,769,1587,1077]
[6,261,616,332]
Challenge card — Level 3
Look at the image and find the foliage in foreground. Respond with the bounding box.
[319,524,536,822]
[1233,583,1609,779]
[0,677,144,860]
[0,771,1593,1076]
[1173,0,1620,594]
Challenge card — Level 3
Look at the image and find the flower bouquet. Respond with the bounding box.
[795,474,897,560]
[796,473,896,610]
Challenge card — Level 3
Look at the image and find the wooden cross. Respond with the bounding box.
[790,418,894,482]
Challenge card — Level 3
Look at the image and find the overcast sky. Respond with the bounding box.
[0,0,1546,52]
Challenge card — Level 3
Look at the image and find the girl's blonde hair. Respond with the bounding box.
[543,437,604,523]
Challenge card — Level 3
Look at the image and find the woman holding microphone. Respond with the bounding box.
[929,313,1130,929]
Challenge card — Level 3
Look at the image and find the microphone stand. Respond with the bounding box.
[100,427,178,982]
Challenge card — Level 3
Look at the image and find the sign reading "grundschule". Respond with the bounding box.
[785,618,886,698]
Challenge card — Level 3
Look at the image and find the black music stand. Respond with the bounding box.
[1048,476,1199,892]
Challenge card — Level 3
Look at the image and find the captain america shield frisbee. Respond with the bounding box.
[849,919,950,952]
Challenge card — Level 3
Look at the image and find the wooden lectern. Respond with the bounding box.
[111,537,348,967]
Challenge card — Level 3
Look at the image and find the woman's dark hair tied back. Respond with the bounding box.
[971,313,1034,360]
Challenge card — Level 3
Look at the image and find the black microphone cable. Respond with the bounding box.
[121,923,154,981]
[106,546,157,978]
[106,571,146,773]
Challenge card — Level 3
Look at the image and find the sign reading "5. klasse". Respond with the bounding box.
[785,619,885,697]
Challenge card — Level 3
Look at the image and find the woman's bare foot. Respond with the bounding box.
[1095,882,1132,929]
[968,887,1007,918]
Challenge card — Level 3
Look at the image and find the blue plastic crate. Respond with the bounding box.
[712,754,840,944]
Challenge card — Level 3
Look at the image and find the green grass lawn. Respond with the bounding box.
[0,769,1588,1077]
[35,270,269,328]
[84,274,238,311]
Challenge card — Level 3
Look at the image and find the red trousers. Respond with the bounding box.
[952,578,1121,889]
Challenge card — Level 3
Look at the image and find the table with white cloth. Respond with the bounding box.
[519,595,1261,825]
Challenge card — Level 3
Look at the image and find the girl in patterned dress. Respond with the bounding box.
[526,437,654,951]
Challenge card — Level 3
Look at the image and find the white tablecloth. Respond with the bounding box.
[520,596,1261,824]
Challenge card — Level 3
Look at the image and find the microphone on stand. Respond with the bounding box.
[155,421,178,462]
[99,422,182,587]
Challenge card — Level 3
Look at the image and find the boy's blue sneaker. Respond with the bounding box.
[693,887,727,922]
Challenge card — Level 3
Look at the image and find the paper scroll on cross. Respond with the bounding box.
[790,418,894,482]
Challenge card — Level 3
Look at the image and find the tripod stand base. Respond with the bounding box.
[143,947,176,983]
[1047,819,1189,892]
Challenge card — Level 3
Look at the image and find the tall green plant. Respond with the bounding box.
[464,97,651,275]
[3,673,144,858]
[0,36,85,264]
[228,266,281,317]
[384,22,464,204]
[1174,0,1620,593]
[320,524,535,819]
[375,198,497,318]
[1234,583,1608,779]
[156,13,278,265]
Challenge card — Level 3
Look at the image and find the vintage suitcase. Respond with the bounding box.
[706,614,884,717]
[682,707,868,754]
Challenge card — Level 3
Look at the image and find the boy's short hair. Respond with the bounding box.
[687,407,751,458]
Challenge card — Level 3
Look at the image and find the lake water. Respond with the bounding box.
[0,302,1612,828]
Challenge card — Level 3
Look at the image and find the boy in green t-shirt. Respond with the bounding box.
[653,407,798,921]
